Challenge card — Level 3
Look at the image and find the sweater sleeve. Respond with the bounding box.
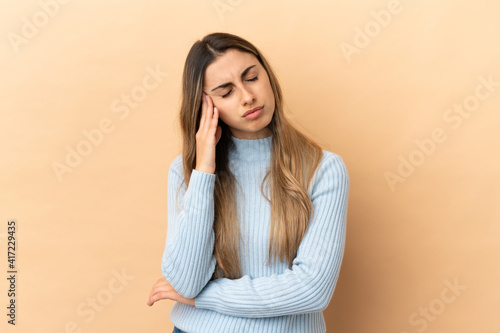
[193,153,349,317]
[161,155,217,298]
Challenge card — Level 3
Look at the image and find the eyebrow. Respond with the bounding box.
[210,65,257,92]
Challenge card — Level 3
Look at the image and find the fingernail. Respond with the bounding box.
[205,94,208,102]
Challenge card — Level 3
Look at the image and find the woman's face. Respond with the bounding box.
[203,49,275,140]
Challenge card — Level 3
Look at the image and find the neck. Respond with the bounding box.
[229,134,273,163]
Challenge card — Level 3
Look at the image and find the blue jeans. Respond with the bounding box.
[173,327,185,333]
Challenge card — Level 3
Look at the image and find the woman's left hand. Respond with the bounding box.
[146,277,195,307]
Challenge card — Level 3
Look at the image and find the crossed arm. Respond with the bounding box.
[147,154,349,318]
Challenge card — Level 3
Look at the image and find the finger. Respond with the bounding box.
[199,93,207,130]
[147,291,170,306]
[150,278,167,291]
[200,94,214,134]
[156,277,166,283]
[149,281,173,296]
[213,105,218,119]
[147,280,168,297]
[205,94,214,121]
[147,285,172,306]
[215,124,222,144]
[210,107,219,134]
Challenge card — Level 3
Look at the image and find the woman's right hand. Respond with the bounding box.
[195,92,222,174]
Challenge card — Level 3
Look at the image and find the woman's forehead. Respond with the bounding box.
[204,50,259,83]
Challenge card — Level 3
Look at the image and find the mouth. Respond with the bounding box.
[243,106,264,117]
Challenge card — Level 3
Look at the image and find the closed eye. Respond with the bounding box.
[221,76,258,98]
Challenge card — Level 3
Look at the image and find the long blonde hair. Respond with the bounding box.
[176,32,323,279]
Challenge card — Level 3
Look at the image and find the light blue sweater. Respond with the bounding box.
[161,134,349,333]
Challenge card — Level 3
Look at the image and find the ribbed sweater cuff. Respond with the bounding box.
[184,169,215,210]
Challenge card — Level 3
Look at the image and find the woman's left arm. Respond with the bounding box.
[194,153,349,318]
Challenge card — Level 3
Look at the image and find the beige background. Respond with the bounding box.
[1,0,499,332]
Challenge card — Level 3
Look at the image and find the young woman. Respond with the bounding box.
[146,32,349,333]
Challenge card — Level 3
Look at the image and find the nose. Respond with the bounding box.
[239,85,255,105]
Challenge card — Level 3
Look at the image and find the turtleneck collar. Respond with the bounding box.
[229,134,273,163]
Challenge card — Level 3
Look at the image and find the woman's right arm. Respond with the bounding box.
[161,93,221,299]
[161,157,217,299]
